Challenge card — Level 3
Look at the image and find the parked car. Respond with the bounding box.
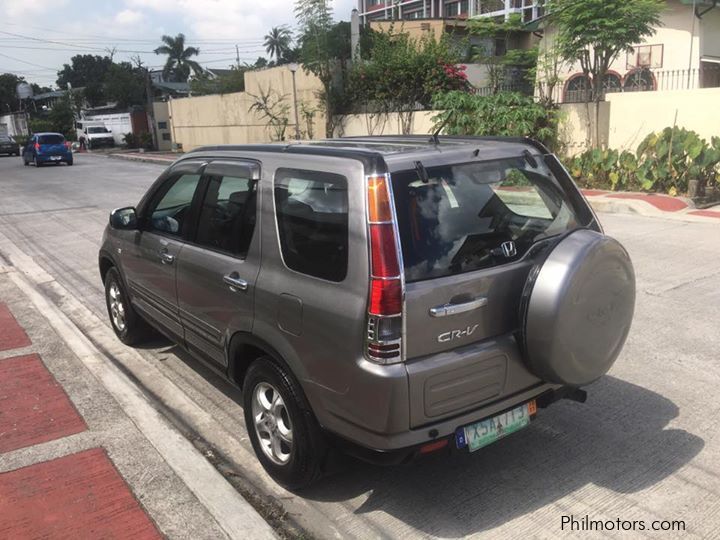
[22,132,73,166]
[98,136,636,489]
[0,133,20,156]
[77,121,115,149]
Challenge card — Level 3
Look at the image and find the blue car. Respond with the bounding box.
[23,132,73,167]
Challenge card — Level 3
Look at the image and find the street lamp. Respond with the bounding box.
[288,63,301,140]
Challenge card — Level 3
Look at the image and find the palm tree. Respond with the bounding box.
[263,26,292,62]
[154,33,202,82]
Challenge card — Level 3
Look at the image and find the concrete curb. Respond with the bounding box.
[105,152,177,167]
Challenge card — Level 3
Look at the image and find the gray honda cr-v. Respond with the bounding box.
[99,136,635,489]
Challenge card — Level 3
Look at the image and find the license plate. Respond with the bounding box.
[50,156,61,160]
[456,400,537,452]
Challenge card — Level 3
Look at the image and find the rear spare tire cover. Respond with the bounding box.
[522,229,635,386]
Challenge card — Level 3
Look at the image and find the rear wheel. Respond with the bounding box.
[104,267,150,345]
[243,357,327,490]
[67,160,73,166]
[33,156,41,167]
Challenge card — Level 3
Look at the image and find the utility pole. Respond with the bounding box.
[236,45,241,68]
[145,69,158,151]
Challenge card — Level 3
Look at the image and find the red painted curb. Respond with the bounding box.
[0,354,86,453]
[606,193,689,212]
[0,303,31,352]
[0,448,161,539]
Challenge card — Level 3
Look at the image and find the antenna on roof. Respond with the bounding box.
[429,111,453,145]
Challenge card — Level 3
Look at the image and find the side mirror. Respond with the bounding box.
[109,207,138,230]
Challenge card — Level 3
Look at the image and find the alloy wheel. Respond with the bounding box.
[108,281,126,332]
[252,382,293,465]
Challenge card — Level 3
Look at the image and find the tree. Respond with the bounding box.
[0,73,24,112]
[190,66,247,95]
[248,86,290,141]
[56,54,113,106]
[295,0,340,135]
[104,62,146,108]
[346,30,467,134]
[47,94,76,140]
[548,0,663,146]
[154,33,202,82]
[264,26,293,63]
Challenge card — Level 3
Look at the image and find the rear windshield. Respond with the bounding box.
[391,155,584,282]
[38,134,65,145]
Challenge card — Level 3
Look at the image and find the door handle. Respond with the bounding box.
[223,274,248,292]
[430,297,488,318]
[159,252,175,265]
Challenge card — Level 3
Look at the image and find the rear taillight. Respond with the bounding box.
[366,174,403,364]
[65,141,72,150]
[34,143,40,152]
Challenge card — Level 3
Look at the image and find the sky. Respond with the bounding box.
[0,0,357,89]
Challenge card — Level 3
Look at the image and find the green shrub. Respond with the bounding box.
[568,128,720,196]
[636,127,720,194]
[431,91,561,152]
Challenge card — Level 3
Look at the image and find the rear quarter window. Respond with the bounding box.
[391,155,583,282]
[274,168,348,282]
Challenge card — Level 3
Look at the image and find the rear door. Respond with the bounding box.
[175,160,261,367]
[392,154,585,359]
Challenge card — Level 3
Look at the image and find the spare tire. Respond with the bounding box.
[521,229,635,386]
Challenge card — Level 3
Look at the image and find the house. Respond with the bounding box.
[357,0,543,24]
[540,0,720,103]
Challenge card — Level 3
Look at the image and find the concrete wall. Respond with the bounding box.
[558,102,611,155]
[605,87,720,152]
[333,110,438,137]
[168,65,325,151]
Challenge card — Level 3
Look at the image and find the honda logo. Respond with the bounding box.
[501,241,517,258]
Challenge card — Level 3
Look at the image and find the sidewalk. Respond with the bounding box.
[0,269,276,539]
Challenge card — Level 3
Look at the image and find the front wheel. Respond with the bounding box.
[243,357,327,490]
[104,267,150,345]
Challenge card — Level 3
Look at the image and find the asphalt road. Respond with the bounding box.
[1,153,719,539]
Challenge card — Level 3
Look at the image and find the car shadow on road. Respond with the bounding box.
[300,376,703,537]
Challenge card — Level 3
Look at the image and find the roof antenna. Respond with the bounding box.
[429,111,453,145]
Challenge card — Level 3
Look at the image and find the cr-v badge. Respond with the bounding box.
[438,324,479,343]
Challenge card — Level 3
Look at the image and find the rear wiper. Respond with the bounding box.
[414,161,430,184]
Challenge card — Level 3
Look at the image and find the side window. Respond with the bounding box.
[274,168,348,282]
[147,174,201,236]
[195,173,257,257]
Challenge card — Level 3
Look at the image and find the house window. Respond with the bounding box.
[627,44,663,70]
[623,69,657,92]
[162,133,171,141]
[563,74,591,103]
[158,121,168,129]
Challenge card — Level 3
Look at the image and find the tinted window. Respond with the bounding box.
[148,174,201,236]
[275,169,348,282]
[195,174,257,257]
[38,134,64,145]
[0,135,12,142]
[391,156,582,282]
[87,127,108,133]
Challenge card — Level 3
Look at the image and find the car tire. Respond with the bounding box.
[67,160,73,166]
[104,267,149,345]
[23,158,28,166]
[33,156,41,167]
[243,356,327,490]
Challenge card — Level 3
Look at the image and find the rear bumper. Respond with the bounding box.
[37,153,72,162]
[328,385,580,465]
